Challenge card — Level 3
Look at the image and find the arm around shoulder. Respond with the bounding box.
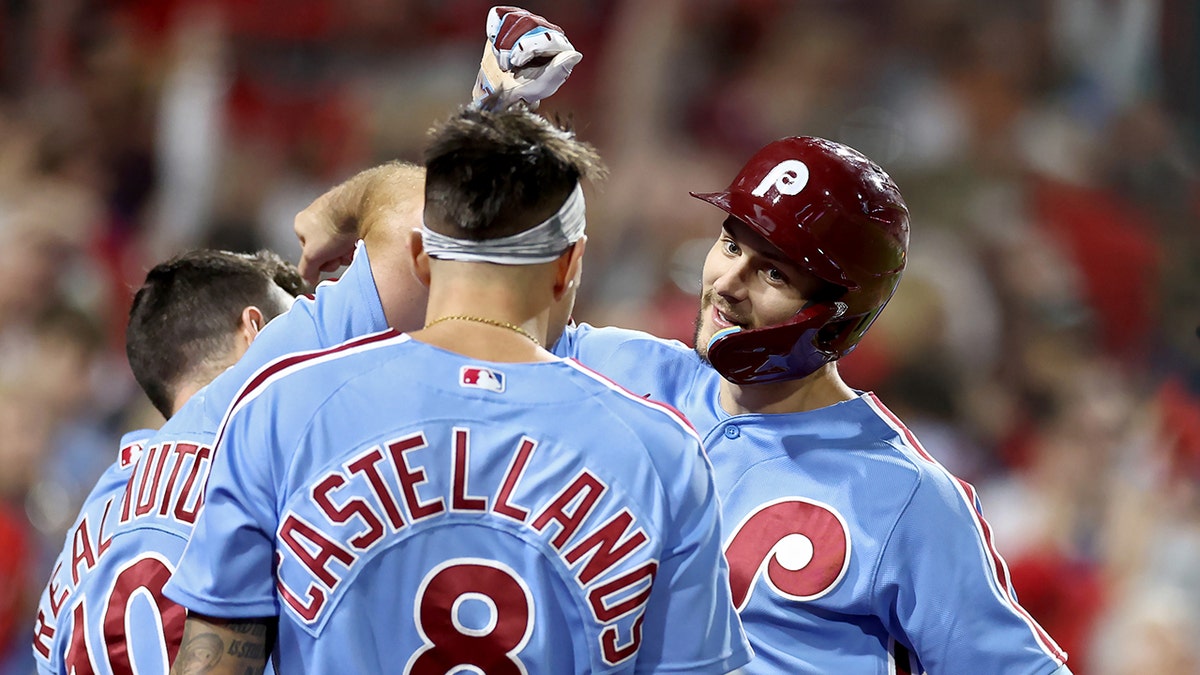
[295,161,423,285]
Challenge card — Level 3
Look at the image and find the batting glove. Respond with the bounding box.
[472,6,582,110]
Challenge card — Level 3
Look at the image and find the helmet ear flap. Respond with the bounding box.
[707,301,846,384]
[815,306,884,360]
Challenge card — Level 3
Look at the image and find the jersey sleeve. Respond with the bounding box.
[553,323,703,404]
[163,393,282,618]
[635,433,753,674]
[875,471,1069,675]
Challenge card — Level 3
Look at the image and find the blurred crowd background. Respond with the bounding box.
[0,0,1196,672]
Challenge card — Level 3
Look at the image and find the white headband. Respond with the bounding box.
[421,183,585,265]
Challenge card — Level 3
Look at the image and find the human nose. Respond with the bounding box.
[710,257,750,302]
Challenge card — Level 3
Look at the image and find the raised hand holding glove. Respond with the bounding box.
[472,6,582,110]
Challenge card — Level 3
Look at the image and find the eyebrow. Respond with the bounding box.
[722,222,797,269]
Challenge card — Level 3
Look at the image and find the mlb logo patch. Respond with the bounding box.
[119,442,145,469]
[460,366,506,393]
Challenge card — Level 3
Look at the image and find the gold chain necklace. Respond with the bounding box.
[424,315,541,347]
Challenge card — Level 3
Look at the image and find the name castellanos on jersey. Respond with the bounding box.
[276,426,657,664]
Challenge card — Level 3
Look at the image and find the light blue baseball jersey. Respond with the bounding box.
[165,332,752,675]
[553,322,1071,675]
[31,242,389,674]
[32,429,155,674]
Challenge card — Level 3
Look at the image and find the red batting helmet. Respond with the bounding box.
[690,136,909,384]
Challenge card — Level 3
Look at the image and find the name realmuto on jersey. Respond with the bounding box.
[120,441,212,527]
[277,426,657,666]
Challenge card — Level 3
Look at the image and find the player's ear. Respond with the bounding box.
[553,235,586,302]
[409,228,432,288]
[238,306,266,347]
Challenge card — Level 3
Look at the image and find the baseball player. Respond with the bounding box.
[550,139,1073,674]
[288,8,1072,671]
[164,106,752,675]
[47,158,427,675]
[32,249,305,674]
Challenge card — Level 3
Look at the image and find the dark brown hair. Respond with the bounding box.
[423,106,606,240]
[125,249,306,417]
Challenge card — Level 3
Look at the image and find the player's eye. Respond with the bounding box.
[764,267,786,284]
[722,239,741,256]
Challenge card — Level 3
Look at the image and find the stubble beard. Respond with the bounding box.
[693,291,711,364]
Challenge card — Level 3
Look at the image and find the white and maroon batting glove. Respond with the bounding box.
[472,6,582,110]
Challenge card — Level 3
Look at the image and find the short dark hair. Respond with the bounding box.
[423,106,606,240]
[125,249,306,417]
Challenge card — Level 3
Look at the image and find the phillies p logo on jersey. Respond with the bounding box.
[460,366,506,393]
[724,496,851,610]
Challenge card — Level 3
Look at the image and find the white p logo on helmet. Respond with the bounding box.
[751,160,809,198]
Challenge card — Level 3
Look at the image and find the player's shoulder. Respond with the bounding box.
[118,428,155,453]
[555,322,707,398]
[38,460,128,591]
[227,328,407,415]
[215,258,384,409]
[555,322,696,362]
[214,306,326,404]
[562,358,698,434]
[68,428,152,528]
[557,360,708,485]
[858,392,978,510]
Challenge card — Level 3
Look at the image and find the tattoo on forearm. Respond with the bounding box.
[227,636,268,660]
[173,632,224,674]
[172,618,273,675]
[225,623,269,637]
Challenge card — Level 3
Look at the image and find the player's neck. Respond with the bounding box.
[718,362,857,416]
[170,355,238,418]
[417,284,555,363]
[370,242,428,333]
[170,379,207,418]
